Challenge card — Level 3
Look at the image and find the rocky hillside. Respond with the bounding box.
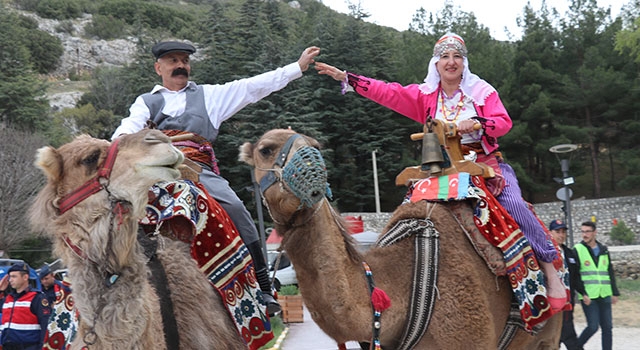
[14,8,137,111]
[19,10,138,77]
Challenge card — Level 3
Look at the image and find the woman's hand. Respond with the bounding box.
[458,119,481,134]
[315,62,346,81]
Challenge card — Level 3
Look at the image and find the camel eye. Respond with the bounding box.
[259,147,273,157]
[82,150,101,167]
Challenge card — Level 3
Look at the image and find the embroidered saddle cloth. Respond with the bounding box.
[408,173,569,331]
[141,180,273,350]
[43,281,78,349]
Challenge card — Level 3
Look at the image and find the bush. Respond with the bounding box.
[35,0,82,20]
[610,220,636,245]
[278,285,300,296]
[85,14,127,40]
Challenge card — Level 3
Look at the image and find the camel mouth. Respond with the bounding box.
[135,151,185,180]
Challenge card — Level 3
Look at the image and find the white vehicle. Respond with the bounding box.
[267,251,297,291]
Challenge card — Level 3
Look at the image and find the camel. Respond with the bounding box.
[239,128,561,349]
[29,129,246,350]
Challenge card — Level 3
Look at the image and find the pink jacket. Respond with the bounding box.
[346,73,512,154]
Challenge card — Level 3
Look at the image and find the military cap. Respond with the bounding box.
[8,262,30,273]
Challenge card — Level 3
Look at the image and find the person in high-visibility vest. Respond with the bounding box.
[573,221,620,350]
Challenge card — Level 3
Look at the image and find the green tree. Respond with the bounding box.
[0,13,50,132]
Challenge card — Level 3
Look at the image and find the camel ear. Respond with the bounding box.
[34,146,63,184]
[238,142,254,166]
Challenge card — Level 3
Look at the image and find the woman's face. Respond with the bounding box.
[436,49,464,83]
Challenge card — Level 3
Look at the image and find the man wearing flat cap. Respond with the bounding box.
[0,263,51,350]
[112,40,320,316]
[549,220,585,350]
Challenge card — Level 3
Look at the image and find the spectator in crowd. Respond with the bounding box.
[0,263,51,350]
[549,219,585,350]
[574,221,620,350]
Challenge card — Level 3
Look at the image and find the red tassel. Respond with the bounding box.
[371,287,391,311]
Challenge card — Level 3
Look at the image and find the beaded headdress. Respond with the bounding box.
[432,33,468,57]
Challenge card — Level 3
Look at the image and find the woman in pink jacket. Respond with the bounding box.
[315,33,566,310]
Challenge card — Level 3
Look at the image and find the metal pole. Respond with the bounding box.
[561,159,574,247]
[372,150,381,213]
[251,171,268,262]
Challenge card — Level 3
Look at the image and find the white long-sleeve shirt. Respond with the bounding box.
[111,62,302,140]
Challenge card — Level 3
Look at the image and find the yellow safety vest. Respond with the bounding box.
[575,243,613,299]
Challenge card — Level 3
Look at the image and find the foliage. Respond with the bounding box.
[610,220,636,245]
[48,104,120,145]
[2,0,639,221]
[0,128,48,257]
[84,14,128,40]
[95,0,200,40]
[278,284,300,296]
[35,0,83,20]
[0,12,51,131]
[0,11,63,75]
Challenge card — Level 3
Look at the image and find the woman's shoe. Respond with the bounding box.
[548,296,567,312]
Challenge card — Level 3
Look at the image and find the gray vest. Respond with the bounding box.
[142,84,219,143]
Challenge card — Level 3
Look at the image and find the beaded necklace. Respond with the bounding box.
[439,89,465,122]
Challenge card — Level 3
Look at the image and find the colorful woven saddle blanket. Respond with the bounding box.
[407,173,569,331]
[43,281,78,349]
[140,180,273,350]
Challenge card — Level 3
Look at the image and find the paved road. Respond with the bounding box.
[564,322,640,350]
[280,305,360,350]
[280,306,640,350]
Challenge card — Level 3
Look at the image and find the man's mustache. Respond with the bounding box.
[172,68,189,77]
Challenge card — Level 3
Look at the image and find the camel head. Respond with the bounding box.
[239,128,331,222]
[29,129,184,268]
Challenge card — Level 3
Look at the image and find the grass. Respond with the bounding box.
[260,315,285,349]
[618,279,640,297]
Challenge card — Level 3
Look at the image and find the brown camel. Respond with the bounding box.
[240,128,561,349]
[29,129,246,350]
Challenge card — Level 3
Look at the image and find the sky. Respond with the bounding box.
[319,0,626,41]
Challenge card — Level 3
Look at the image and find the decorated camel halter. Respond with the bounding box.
[57,138,121,214]
[258,133,331,209]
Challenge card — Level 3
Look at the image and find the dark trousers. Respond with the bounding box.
[578,296,613,350]
[560,309,582,350]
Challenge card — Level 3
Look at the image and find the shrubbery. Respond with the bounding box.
[35,0,83,20]
[84,14,127,40]
[610,220,636,245]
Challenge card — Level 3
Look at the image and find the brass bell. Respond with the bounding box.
[421,132,444,174]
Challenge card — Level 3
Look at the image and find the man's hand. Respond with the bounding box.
[298,46,321,72]
[0,275,8,292]
[612,295,618,304]
[583,295,591,306]
[315,62,346,81]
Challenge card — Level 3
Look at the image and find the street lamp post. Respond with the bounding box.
[549,144,578,247]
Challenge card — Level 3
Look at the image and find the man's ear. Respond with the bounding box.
[154,61,162,76]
